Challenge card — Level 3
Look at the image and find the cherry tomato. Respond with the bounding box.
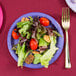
[30,39,38,50]
[39,17,50,26]
[12,29,20,39]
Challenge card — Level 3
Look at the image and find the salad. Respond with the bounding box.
[12,16,62,68]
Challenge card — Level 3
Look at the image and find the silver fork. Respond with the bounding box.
[62,8,71,68]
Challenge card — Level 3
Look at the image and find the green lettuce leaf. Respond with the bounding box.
[28,16,33,22]
[36,27,46,40]
[19,24,31,37]
[18,42,26,67]
[36,32,41,40]
[26,32,31,39]
[24,51,30,60]
[39,38,49,46]
[17,21,30,28]
[40,36,58,68]
[33,54,42,64]
[53,30,62,37]
[17,44,22,55]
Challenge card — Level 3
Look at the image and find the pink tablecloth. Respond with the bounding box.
[0,0,76,76]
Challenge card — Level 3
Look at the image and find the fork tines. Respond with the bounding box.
[62,7,70,22]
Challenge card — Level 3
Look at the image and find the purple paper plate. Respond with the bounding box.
[7,12,64,69]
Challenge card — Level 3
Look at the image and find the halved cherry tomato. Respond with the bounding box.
[39,17,50,26]
[12,29,20,39]
[30,39,38,50]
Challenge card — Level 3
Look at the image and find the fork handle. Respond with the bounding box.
[65,30,71,68]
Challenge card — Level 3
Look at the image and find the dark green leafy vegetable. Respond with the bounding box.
[17,44,22,55]
[40,36,58,68]
[12,47,18,54]
[36,33,41,40]
[26,32,31,39]
[13,44,18,47]
[18,42,26,67]
[19,24,31,37]
[33,54,42,64]
[19,37,21,41]
[28,16,33,22]
[24,51,30,60]
[17,21,30,28]
[53,30,62,37]
[39,38,49,46]
[36,25,47,40]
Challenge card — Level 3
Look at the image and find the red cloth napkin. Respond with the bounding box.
[0,0,76,76]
